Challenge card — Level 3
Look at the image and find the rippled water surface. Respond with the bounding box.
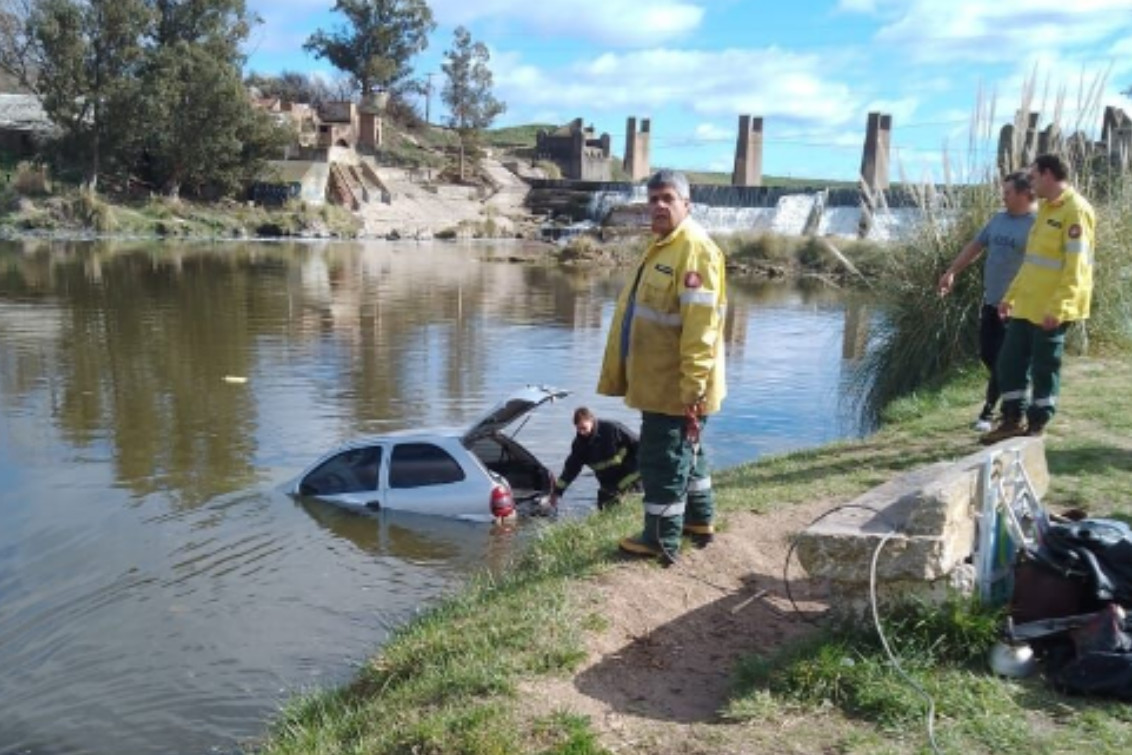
[0,239,870,754]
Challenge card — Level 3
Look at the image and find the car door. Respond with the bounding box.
[382,438,491,520]
[297,444,385,513]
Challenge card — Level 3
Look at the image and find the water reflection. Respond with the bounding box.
[0,239,869,755]
[296,498,524,572]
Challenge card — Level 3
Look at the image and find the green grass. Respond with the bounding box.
[712,231,890,280]
[683,170,858,189]
[256,356,1132,754]
[0,188,361,239]
[483,124,557,149]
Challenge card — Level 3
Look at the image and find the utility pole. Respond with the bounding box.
[425,72,435,126]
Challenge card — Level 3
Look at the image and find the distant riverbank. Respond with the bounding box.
[0,186,363,240]
[1,185,891,286]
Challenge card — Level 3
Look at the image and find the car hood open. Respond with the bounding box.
[462,385,569,442]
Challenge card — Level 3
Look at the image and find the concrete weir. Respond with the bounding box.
[794,437,1049,618]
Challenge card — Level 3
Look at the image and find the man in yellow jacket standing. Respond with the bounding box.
[981,153,1095,444]
[597,169,727,563]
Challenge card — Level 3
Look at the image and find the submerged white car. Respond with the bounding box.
[289,386,568,522]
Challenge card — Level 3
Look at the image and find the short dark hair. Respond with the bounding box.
[646,169,690,200]
[1032,153,1069,181]
[573,406,595,424]
[1003,171,1032,194]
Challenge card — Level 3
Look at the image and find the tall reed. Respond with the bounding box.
[852,71,1130,421]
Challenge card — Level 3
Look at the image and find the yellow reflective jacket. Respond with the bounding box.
[1003,186,1095,324]
[597,218,727,416]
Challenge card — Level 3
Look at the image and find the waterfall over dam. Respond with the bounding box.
[525,179,930,242]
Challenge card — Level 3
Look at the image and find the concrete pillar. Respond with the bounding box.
[1115,127,1132,172]
[1037,123,1061,159]
[1103,107,1131,171]
[731,115,763,187]
[358,112,382,150]
[860,112,891,192]
[997,124,1016,176]
[1020,111,1040,166]
[623,117,651,181]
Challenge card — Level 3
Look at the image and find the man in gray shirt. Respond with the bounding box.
[938,171,1035,430]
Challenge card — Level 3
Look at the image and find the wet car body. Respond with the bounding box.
[289,386,567,522]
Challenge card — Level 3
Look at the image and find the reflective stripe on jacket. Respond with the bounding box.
[597,217,727,416]
[1004,186,1095,324]
[555,419,639,493]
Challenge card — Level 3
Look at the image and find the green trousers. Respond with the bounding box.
[996,318,1069,427]
[637,412,714,554]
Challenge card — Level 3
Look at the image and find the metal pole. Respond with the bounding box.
[425,72,435,125]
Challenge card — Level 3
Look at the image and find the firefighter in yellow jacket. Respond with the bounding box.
[981,153,1095,444]
[597,169,727,563]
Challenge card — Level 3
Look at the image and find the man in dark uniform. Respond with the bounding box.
[549,407,641,510]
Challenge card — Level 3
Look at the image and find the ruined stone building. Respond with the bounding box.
[996,106,1131,175]
[535,118,612,181]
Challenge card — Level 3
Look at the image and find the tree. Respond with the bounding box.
[133,0,288,196]
[245,70,334,105]
[303,0,434,97]
[441,25,504,180]
[137,45,286,196]
[1,0,150,187]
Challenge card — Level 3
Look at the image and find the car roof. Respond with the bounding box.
[330,428,464,450]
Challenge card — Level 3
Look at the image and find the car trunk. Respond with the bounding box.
[461,385,567,506]
[464,433,553,504]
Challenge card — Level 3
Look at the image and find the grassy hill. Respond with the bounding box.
[483,124,854,188]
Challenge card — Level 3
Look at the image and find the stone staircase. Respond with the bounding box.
[327,162,361,210]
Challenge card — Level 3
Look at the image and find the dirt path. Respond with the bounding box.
[520,499,854,754]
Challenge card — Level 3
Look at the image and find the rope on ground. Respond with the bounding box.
[869,531,944,755]
[780,502,943,755]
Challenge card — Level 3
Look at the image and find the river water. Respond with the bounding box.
[0,239,869,754]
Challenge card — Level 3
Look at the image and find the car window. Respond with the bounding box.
[466,436,506,464]
[300,446,382,496]
[389,443,466,488]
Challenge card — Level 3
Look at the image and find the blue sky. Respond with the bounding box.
[244,0,1132,181]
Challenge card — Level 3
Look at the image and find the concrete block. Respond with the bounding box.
[795,437,1046,600]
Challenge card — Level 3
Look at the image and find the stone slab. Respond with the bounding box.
[795,436,1047,584]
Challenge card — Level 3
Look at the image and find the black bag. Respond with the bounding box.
[1046,604,1132,700]
[1030,518,1132,607]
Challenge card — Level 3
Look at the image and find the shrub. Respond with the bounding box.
[535,160,562,180]
[74,188,116,232]
[13,162,50,195]
[714,231,798,264]
[850,182,999,420]
[1085,176,1132,351]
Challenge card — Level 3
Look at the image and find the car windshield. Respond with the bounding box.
[300,446,381,495]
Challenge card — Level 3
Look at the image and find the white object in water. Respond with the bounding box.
[223,375,248,384]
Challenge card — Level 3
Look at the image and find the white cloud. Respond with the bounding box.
[869,1,1132,64]
[428,0,705,46]
[861,97,919,124]
[695,123,733,141]
[836,0,878,12]
[494,46,860,126]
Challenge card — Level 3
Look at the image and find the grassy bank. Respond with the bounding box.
[555,230,889,282]
[256,357,1132,754]
[0,183,362,240]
